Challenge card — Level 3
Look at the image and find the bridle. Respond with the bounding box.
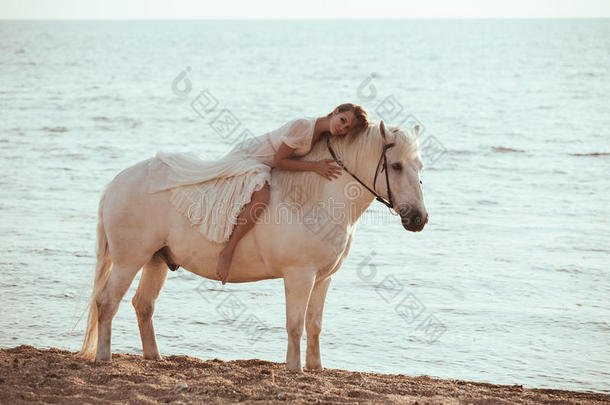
[326,122,396,209]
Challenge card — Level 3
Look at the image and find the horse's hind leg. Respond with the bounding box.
[95,257,149,362]
[132,253,168,360]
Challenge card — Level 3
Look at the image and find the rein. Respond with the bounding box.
[326,132,396,209]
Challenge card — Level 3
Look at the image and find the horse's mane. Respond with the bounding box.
[272,124,421,204]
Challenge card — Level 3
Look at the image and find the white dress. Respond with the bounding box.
[147,117,317,243]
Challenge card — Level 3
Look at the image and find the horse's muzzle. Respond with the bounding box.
[399,206,428,232]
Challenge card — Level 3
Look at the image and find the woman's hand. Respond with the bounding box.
[314,159,342,181]
[274,143,342,179]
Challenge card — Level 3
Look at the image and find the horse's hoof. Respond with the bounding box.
[305,363,322,371]
[143,354,163,361]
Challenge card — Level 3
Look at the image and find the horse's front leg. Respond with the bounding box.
[283,269,316,372]
[305,276,332,370]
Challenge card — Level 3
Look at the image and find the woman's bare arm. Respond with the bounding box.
[273,142,342,181]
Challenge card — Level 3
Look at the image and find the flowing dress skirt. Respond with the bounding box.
[147,136,276,243]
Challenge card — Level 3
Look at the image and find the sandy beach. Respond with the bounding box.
[0,346,607,404]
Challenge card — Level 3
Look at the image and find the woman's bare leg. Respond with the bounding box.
[216,183,270,284]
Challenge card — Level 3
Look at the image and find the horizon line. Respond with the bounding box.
[2,17,610,21]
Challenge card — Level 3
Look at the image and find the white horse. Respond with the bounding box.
[77,121,428,371]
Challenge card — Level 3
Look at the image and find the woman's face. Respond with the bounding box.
[329,110,356,136]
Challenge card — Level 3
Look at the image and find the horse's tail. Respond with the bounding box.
[77,186,112,360]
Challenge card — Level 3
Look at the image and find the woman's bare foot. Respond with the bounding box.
[216,247,234,285]
[214,183,270,285]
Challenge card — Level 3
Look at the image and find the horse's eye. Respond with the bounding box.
[420,180,423,185]
[391,163,402,171]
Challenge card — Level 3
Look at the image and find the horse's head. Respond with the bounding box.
[377,121,428,232]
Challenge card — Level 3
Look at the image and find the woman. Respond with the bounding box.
[148,103,369,284]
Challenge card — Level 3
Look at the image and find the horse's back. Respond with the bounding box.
[99,156,351,280]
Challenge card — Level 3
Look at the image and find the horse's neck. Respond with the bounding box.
[278,128,385,229]
[323,151,380,228]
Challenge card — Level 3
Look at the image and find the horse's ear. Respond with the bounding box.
[412,124,420,137]
[379,120,387,140]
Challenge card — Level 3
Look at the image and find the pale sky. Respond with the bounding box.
[1,0,609,19]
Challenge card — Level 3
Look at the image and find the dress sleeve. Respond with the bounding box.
[279,118,313,149]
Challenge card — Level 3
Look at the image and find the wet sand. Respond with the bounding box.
[0,345,607,404]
